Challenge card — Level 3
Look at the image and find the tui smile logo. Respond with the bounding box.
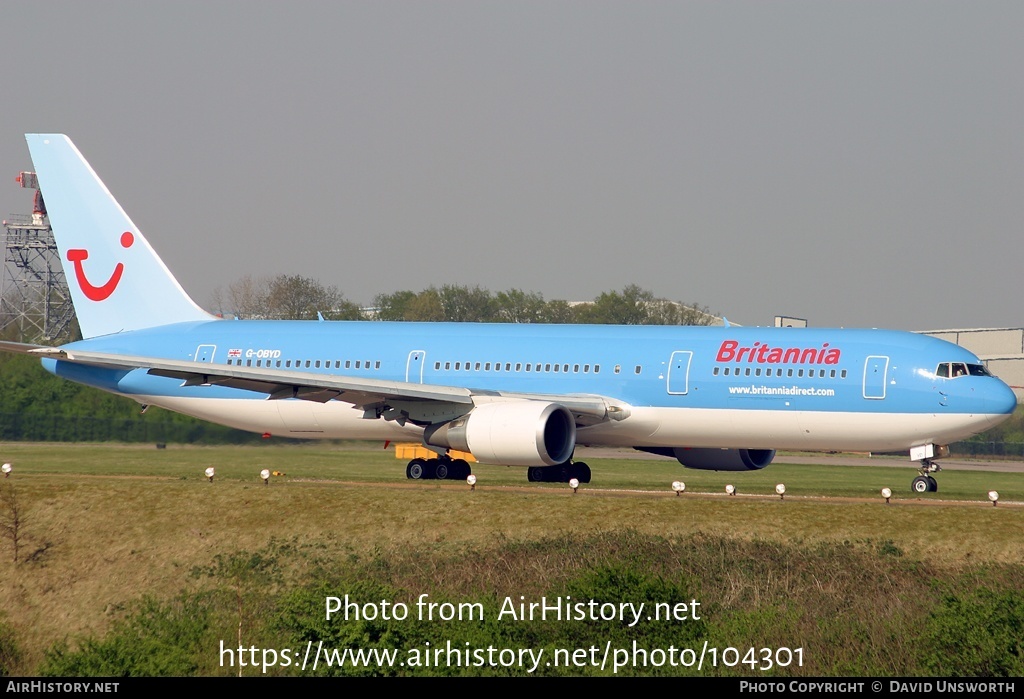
[66,231,135,301]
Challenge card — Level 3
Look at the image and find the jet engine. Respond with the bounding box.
[637,447,775,471]
[424,401,575,466]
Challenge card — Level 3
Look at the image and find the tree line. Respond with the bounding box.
[208,275,719,326]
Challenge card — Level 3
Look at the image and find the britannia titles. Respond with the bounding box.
[715,340,841,365]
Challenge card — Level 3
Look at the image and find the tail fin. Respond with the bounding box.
[25,134,214,339]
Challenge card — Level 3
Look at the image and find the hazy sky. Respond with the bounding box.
[1,2,1020,330]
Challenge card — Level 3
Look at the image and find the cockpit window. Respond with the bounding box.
[936,362,991,378]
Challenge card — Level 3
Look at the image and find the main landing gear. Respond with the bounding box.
[911,459,941,493]
[406,456,472,481]
[526,461,591,484]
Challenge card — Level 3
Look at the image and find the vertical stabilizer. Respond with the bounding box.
[25,134,214,338]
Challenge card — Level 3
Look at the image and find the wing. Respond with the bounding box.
[30,347,631,427]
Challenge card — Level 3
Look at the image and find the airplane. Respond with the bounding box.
[1,134,1017,494]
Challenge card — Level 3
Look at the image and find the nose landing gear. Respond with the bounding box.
[908,444,948,493]
[910,458,941,493]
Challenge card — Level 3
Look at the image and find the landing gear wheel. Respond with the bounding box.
[435,460,450,480]
[451,459,471,479]
[407,458,427,480]
[423,459,439,479]
[572,462,591,484]
[927,476,938,492]
[527,466,545,482]
[911,475,931,494]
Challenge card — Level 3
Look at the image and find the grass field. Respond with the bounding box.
[1,442,1022,676]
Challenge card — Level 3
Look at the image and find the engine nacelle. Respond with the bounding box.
[638,446,775,471]
[424,401,576,466]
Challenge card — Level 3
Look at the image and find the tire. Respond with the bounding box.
[435,460,449,480]
[451,459,470,479]
[927,476,938,492]
[527,467,545,482]
[911,475,930,494]
[573,462,592,484]
[407,459,427,480]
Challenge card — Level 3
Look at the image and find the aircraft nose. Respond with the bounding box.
[988,379,1018,423]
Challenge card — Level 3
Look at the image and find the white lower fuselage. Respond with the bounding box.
[138,394,1005,454]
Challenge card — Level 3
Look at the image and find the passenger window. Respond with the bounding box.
[516,363,522,371]
[584,364,590,373]
[435,362,441,370]
[574,364,580,373]
[594,365,600,373]
[545,364,551,372]
[445,362,451,370]
[304,360,311,368]
[315,360,321,368]
[724,367,730,376]
[485,363,491,371]
[525,364,531,372]
[614,365,621,374]
[345,360,351,369]
[755,368,761,376]
[554,364,560,373]
[713,367,720,376]
[375,361,381,369]
[634,365,641,375]
[475,362,481,371]
[455,362,461,370]
[841,370,847,379]
[744,368,751,376]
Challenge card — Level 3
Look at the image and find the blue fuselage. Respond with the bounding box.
[44,321,1017,452]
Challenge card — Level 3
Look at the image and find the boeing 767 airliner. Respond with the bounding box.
[1,134,1016,493]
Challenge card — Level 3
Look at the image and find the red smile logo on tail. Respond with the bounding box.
[66,231,135,301]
